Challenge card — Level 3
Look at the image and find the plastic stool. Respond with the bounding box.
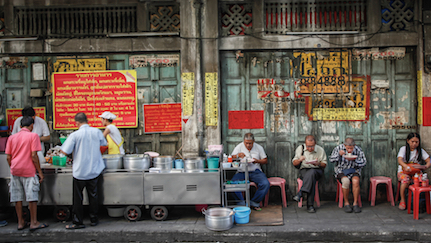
[407,185,431,220]
[336,180,362,208]
[368,176,395,206]
[296,178,320,208]
[263,177,287,208]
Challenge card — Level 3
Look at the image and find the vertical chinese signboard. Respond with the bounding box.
[181,72,195,117]
[143,103,182,133]
[205,72,218,126]
[6,107,46,128]
[52,71,138,129]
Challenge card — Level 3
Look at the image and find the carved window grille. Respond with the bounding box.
[220,3,253,36]
[149,4,180,32]
[265,0,367,34]
[381,0,414,32]
[14,6,137,38]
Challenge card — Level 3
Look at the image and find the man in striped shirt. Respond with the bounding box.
[329,138,367,213]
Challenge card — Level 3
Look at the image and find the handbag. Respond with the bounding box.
[342,168,356,176]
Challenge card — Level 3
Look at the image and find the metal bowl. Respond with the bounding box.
[203,207,234,231]
[123,154,150,171]
[102,154,124,169]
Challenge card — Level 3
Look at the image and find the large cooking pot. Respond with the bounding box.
[152,156,174,172]
[184,157,205,173]
[202,207,235,231]
[123,154,151,171]
[102,154,124,169]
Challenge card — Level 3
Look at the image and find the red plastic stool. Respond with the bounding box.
[263,177,287,208]
[368,176,395,206]
[296,178,320,208]
[407,185,431,220]
[336,180,362,208]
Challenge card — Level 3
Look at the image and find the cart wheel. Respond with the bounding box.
[150,206,168,221]
[53,206,70,221]
[124,206,142,221]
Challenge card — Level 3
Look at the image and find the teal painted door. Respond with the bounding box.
[221,49,417,198]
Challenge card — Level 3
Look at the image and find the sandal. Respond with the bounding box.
[17,222,29,231]
[65,224,85,230]
[399,202,406,210]
[251,206,262,211]
[29,223,49,232]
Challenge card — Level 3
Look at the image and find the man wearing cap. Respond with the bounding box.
[61,113,107,229]
[99,111,124,155]
[12,106,50,161]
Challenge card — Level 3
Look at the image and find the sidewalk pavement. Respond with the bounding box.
[0,200,431,242]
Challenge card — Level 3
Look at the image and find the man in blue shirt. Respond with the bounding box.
[61,113,107,229]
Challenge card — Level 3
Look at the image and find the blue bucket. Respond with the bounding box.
[233,206,251,224]
[175,159,184,169]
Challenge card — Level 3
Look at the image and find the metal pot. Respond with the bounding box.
[123,154,151,171]
[152,156,174,172]
[102,154,124,169]
[184,157,205,173]
[202,207,235,231]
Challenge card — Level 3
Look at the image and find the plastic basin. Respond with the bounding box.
[233,206,251,224]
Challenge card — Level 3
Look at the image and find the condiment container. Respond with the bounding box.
[414,173,420,187]
[228,155,232,163]
[423,173,429,187]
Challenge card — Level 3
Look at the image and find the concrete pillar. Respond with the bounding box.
[420,0,431,152]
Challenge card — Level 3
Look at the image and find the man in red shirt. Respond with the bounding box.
[6,116,48,232]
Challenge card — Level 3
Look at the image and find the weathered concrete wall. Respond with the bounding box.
[420,0,431,152]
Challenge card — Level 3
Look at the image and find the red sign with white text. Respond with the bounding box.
[53,71,137,130]
[423,97,431,126]
[6,107,46,129]
[228,110,265,129]
[143,103,182,133]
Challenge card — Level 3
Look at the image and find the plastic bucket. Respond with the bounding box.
[207,158,219,172]
[233,206,251,224]
[175,159,184,169]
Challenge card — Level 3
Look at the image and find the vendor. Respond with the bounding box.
[12,106,50,162]
[99,111,124,155]
[231,133,269,211]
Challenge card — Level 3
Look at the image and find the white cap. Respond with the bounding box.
[99,111,117,120]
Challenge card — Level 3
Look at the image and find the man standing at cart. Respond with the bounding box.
[6,116,48,231]
[61,112,107,229]
[231,133,269,211]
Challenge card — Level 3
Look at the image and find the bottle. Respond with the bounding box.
[414,173,420,187]
[228,155,232,163]
[423,173,428,187]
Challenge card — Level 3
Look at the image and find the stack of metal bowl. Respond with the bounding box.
[102,154,124,169]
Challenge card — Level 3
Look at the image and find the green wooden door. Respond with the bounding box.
[221,49,417,198]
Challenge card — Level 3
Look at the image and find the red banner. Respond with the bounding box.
[143,103,182,133]
[6,107,46,129]
[423,97,431,126]
[53,71,137,129]
[228,110,265,129]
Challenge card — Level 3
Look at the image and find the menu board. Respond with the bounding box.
[6,107,46,128]
[53,71,137,130]
[143,103,182,133]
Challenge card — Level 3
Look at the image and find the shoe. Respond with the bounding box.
[292,194,302,202]
[344,205,353,213]
[353,205,362,213]
[0,220,7,227]
[398,202,406,210]
[90,220,99,226]
[29,223,49,232]
[66,223,85,230]
[307,206,316,213]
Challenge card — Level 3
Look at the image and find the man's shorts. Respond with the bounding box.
[9,175,40,202]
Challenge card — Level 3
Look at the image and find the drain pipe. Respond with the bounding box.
[193,0,205,156]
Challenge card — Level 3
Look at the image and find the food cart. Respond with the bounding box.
[0,154,221,221]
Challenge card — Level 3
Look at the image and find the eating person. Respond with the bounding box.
[329,138,366,213]
[292,135,327,213]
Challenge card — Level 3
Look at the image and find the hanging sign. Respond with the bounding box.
[129,54,179,68]
[228,110,264,129]
[0,57,28,69]
[423,97,431,126]
[52,70,138,130]
[294,50,349,94]
[53,58,107,72]
[6,107,46,128]
[305,75,371,121]
[205,72,218,126]
[143,103,182,133]
[182,72,195,117]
